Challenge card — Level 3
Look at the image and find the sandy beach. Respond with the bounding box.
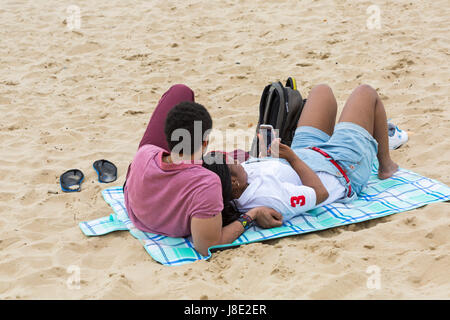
[0,0,449,299]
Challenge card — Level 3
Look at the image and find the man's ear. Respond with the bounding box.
[201,138,209,154]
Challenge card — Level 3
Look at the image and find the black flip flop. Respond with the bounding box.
[60,169,84,192]
[93,159,117,183]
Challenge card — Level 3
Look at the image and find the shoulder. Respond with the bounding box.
[133,145,166,167]
[136,144,164,157]
[188,165,222,189]
[189,166,223,202]
[188,166,224,217]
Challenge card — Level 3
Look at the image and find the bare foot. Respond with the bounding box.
[378,160,399,180]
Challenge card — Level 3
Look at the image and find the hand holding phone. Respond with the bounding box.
[270,138,297,162]
[258,124,277,157]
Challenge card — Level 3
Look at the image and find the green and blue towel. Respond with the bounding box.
[79,161,450,266]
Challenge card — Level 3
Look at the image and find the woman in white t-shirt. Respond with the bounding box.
[203,84,399,225]
[204,146,346,222]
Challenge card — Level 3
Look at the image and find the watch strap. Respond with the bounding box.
[237,213,254,230]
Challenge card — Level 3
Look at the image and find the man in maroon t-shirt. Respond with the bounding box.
[124,84,282,256]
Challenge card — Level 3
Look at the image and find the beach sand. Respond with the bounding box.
[0,0,449,299]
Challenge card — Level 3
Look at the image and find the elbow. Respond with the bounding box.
[315,187,329,205]
[194,241,213,257]
[193,237,221,257]
[195,246,210,257]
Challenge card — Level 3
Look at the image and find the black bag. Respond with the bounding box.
[250,77,307,157]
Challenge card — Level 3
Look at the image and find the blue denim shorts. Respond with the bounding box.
[290,122,378,201]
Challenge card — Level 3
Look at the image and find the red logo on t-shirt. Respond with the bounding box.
[290,196,306,207]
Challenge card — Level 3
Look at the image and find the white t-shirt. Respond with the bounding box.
[235,158,345,221]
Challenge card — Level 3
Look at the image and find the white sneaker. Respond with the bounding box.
[388,122,408,150]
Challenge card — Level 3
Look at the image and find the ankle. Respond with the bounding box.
[378,156,395,168]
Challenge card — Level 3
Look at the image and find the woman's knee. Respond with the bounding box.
[308,84,337,112]
[352,84,378,100]
[310,83,334,96]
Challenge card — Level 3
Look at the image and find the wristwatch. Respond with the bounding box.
[237,213,255,230]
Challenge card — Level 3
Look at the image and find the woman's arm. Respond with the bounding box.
[271,139,329,205]
[190,207,283,256]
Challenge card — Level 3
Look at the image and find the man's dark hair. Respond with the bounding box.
[164,101,213,154]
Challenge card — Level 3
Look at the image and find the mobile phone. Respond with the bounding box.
[259,124,276,156]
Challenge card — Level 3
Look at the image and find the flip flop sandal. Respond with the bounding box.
[60,169,84,192]
[93,159,117,183]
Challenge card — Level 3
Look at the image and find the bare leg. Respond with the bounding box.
[338,84,398,179]
[297,84,338,136]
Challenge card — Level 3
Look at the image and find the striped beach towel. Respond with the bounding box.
[79,161,450,266]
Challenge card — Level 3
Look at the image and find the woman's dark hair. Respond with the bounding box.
[202,151,241,226]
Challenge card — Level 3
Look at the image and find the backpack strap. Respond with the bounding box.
[285,77,297,90]
[258,84,271,126]
[282,89,304,145]
[263,82,287,131]
[252,84,271,157]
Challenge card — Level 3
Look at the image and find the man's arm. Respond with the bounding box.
[190,207,283,256]
[271,139,329,205]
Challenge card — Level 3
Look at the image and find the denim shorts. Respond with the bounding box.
[290,122,378,202]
